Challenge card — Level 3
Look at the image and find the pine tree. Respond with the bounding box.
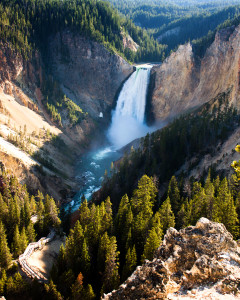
[57,244,66,275]
[224,194,239,238]
[213,178,239,237]
[13,272,25,295]
[101,236,120,295]
[115,194,132,250]
[142,218,162,262]
[29,195,37,214]
[125,227,133,251]
[44,279,63,300]
[37,199,45,234]
[20,227,28,254]
[78,197,90,232]
[12,225,21,258]
[21,195,31,228]
[235,191,240,219]
[86,205,101,247]
[83,284,95,300]
[159,197,175,233]
[231,145,240,180]
[131,175,157,218]
[167,176,181,214]
[0,270,6,294]
[26,221,36,242]
[203,170,215,220]
[71,272,84,300]
[80,238,91,278]
[44,195,61,229]
[0,194,8,222]
[0,222,12,269]
[131,175,158,255]
[102,197,112,233]
[65,221,84,269]
[6,276,15,296]
[190,182,206,224]
[98,232,110,274]
[122,245,137,281]
[177,199,192,228]
[115,194,130,233]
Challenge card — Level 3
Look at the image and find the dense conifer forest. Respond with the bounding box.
[0,0,166,62]
[1,0,240,299]
[0,166,62,299]
[107,0,240,55]
[51,169,240,298]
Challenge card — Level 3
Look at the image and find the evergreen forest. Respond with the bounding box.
[0,0,240,299]
[0,0,166,62]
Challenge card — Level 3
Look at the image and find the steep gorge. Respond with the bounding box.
[0,33,133,199]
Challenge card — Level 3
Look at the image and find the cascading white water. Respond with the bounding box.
[108,66,152,149]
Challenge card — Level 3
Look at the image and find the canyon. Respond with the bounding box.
[1,23,240,203]
[0,33,133,200]
[1,1,240,299]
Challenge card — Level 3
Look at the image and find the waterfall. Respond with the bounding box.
[108,66,151,149]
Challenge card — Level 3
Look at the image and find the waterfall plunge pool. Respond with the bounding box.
[69,65,153,211]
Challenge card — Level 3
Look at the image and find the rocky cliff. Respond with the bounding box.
[150,25,240,123]
[103,218,240,299]
[48,31,133,121]
[0,34,133,198]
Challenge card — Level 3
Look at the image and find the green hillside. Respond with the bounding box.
[0,0,166,62]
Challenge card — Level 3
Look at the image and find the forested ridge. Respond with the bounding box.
[1,0,240,63]
[107,0,240,56]
[0,0,166,62]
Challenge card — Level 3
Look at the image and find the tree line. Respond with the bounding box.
[0,165,61,299]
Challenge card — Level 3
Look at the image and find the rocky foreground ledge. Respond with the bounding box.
[103,218,240,299]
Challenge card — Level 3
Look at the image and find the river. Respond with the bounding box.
[70,65,153,211]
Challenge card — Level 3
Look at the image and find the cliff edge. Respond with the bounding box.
[103,218,240,299]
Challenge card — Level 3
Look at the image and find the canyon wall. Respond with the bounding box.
[150,25,240,122]
[48,31,133,121]
[0,35,133,198]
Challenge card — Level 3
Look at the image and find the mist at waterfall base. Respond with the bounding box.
[68,67,153,211]
[108,115,150,149]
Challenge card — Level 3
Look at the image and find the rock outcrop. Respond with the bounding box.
[150,25,240,122]
[103,218,240,299]
[48,31,133,120]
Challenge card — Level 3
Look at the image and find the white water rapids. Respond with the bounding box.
[69,66,153,210]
